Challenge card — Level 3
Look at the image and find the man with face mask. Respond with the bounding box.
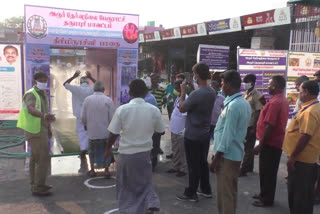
[240,74,263,177]
[63,70,95,173]
[253,75,289,207]
[283,80,320,214]
[17,72,56,196]
[141,69,151,88]
[210,71,251,214]
[176,63,215,202]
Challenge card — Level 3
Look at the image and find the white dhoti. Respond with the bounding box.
[76,119,88,151]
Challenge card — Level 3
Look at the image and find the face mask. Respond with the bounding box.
[143,74,147,78]
[36,81,47,90]
[243,83,252,90]
[193,76,197,83]
[173,89,180,96]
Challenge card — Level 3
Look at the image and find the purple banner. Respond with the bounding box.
[197,44,230,71]
[238,49,288,100]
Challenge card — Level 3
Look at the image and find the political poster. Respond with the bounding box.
[0,44,23,120]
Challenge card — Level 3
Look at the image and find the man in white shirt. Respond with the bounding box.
[141,69,151,88]
[81,81,115,178]
[105,79,165,214]
[63,70,95,173]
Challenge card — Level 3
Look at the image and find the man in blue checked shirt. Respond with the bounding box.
[210,70,251,214]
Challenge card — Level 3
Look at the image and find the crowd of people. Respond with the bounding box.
[16,64,320,214]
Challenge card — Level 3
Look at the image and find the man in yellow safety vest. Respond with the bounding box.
[17,71,56,196]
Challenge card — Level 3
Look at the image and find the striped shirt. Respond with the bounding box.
[149,87,166,112]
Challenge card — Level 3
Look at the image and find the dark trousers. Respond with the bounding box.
[288,161,317,214]
[209,125,215,140]
[184,136,211,196]
[167,104,174,120]
[151,133,161,169]
[259,144,282,205]
[241,127,256,173]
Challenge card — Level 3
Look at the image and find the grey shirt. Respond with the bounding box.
[81,92,115,140]
[182,87,216,140]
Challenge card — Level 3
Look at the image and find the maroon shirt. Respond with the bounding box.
[257,93,289,149]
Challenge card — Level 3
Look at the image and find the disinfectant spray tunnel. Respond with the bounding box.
[24,5,139,154]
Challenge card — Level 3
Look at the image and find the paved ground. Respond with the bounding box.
[0,112,319,214]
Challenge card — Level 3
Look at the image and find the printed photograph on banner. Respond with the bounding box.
[0,44,23,120]
[287,92,299,106]
[120,86,130,105]
[121,66,136,86]
[289,58,300,67]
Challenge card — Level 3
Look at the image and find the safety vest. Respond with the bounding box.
[17,88,42,134]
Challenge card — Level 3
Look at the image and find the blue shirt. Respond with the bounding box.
[144,92,158,107]
[213,92,251,161]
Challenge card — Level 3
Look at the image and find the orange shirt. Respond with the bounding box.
[283,99,320,163]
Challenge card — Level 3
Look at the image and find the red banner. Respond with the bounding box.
[161,29,174,38]
[180,25,198,37]
[243,10,275,27]
[243,7,290,30]
[295,5,320,20]
[144,32,155,41]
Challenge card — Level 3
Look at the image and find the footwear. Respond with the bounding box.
[166,169,178,173]
[41,184,53,191]
[78,167,88,174]
[176,171,187,177]
[176,193,198,202]
[32,190,52,196]
[104,172,111,179]
[252,200,273,207]
[252,193,262,200]
[239,171,247,177]
[146,207,160,214]
[166,154,173,159]
[196,190,212,198]
[87,170,97,177]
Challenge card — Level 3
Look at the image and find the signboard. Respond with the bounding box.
[144,31,161,42]
[161,28,181,40]
[0,44,23,120]
[25,44,50,94]
[295,5,320,22]
[118,49,138,105]
[25,5,139,49]
[207,17,241,35]
[238,48,288,99]
[286,51,320,111]
[180,23,207,38]
[243,7,291,30]
[197,44,230,71]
